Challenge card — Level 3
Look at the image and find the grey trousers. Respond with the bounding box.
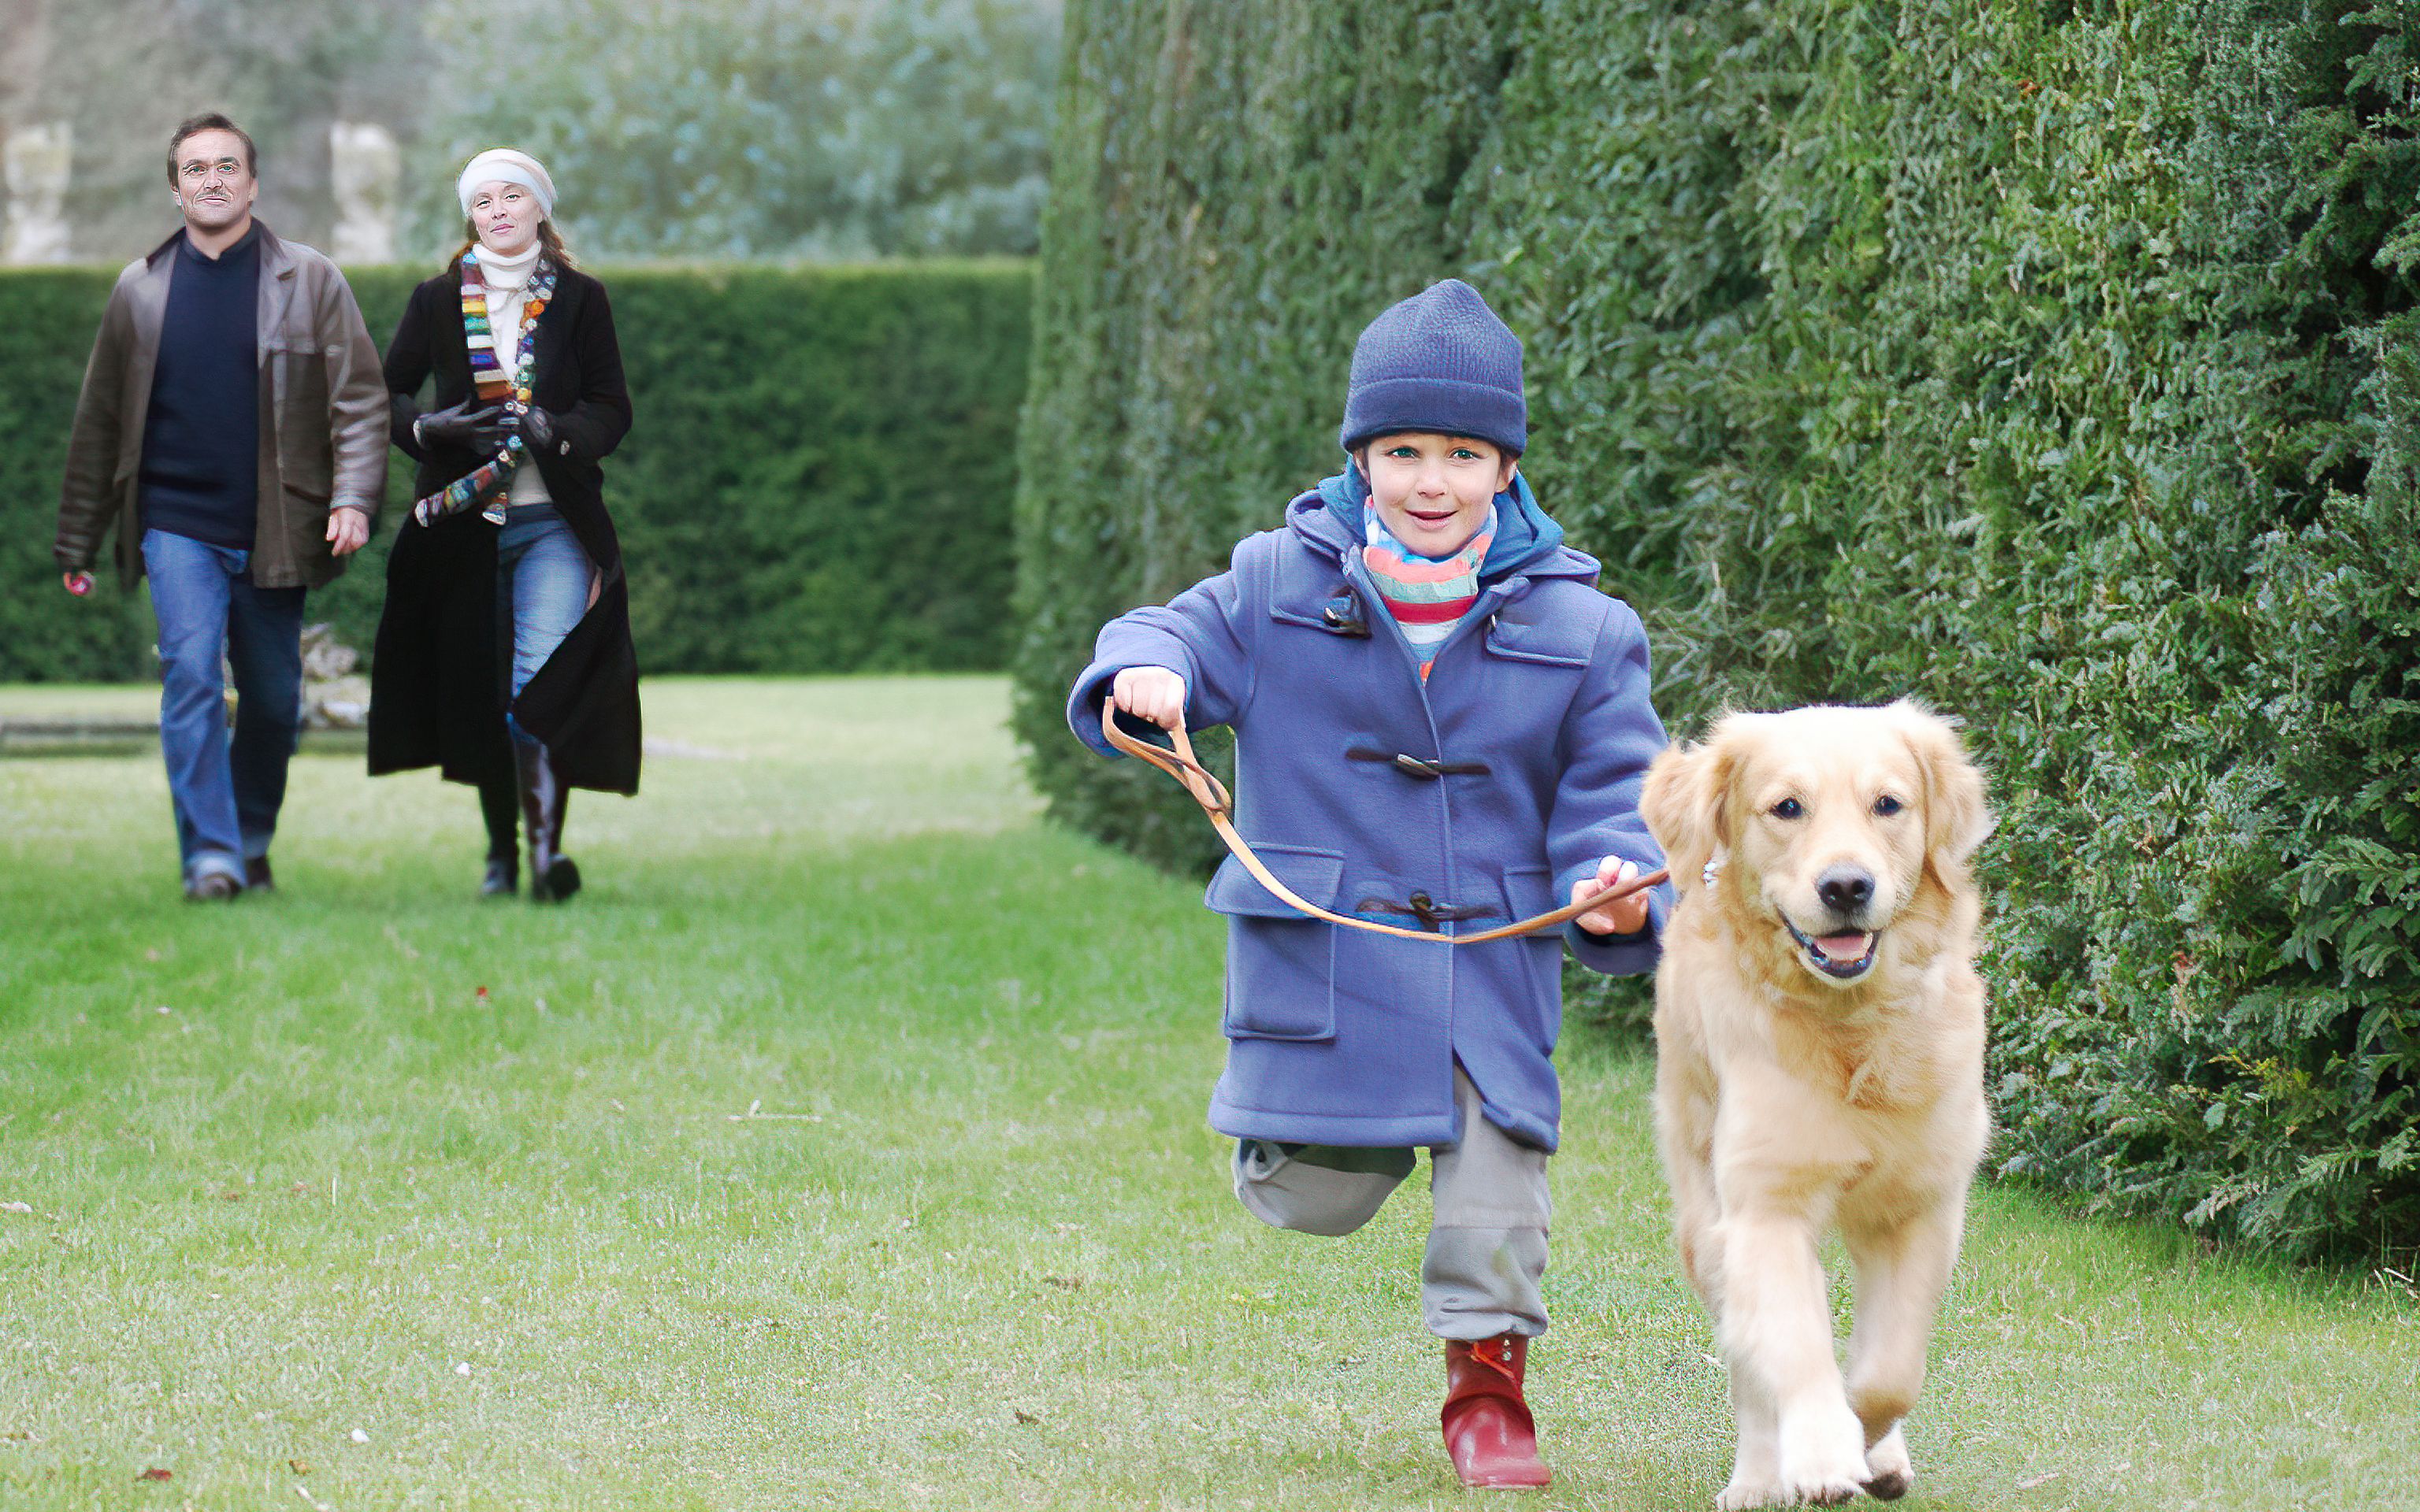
[1232,1066,1551,1340]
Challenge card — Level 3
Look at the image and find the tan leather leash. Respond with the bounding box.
[1101,705,1668,945]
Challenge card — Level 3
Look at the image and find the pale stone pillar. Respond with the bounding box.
[328,121,400,265]
[3,122,74,265]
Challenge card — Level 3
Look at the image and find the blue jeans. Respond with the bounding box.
[140,529,306,882]
[496,505,592,743]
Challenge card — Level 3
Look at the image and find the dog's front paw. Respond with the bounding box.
[1860,1425,1913,1501]
[1715,1477,1782,1510]
[1713,1473,1858,1510]
[1774,1404,1868,1506]
[1780,1477,1861,1508]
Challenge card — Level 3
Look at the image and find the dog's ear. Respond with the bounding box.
[1641,730,1733,895]
[1892,702,1994,884]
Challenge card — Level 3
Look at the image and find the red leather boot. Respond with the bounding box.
[1442,1334,1552,1489]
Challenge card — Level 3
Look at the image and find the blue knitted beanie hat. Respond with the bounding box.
[1338,278,1527,458]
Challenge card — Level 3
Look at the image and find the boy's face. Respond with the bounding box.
[1360,432,1518,556]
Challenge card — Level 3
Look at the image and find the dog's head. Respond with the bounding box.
[1640,701,1992,989]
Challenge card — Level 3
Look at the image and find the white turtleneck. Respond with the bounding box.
[474,239,552,507]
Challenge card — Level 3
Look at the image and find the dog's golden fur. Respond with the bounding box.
[1640,702,1992,1509]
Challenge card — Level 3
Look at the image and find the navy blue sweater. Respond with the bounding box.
[138,224,261,550]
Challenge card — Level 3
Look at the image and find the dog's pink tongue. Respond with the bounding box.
[1817,932,1873,960]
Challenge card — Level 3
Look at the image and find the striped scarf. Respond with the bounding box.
[1361,502,1497,680]
[410,248,556,527]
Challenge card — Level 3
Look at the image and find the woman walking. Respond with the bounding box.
[368,148,638,899]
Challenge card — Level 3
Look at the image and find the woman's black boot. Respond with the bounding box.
[479,775,519,897]
[516,740,581,902]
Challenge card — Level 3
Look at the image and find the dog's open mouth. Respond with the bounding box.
[1782,917,1879,980]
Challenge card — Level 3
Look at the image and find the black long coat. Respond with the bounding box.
[366,263,640,795]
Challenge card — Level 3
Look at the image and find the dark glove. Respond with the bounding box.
[520,406,562,458]
[470,406,561,459]
[417,398,503,448]
[469,412,515,455]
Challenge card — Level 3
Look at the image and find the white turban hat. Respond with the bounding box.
[456,149,556,220]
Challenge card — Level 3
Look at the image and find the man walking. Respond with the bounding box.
[55,113,387,899]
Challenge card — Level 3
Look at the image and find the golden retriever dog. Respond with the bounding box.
[1639,702,1992,1509]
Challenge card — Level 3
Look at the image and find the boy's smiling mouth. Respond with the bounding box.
[1384,502,1483,553]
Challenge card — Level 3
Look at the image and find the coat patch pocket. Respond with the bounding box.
[1483,608,1598,668]
[1206,844,1344,1041]
[1499,865,1566,1054]
[265,339,329,398]
[265,343,332,493]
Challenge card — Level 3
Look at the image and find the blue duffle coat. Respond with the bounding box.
[1067,478,1674,1152]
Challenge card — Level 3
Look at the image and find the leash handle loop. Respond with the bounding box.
[1101,704,1665,946]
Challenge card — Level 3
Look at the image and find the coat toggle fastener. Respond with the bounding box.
[1356,891,1496,932]
[1345,747,1491,780]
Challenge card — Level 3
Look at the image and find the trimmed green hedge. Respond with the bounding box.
[1,259,1030,681]
[1014,1,2419,1262]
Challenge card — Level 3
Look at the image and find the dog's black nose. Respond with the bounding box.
[1817,867,1874,915]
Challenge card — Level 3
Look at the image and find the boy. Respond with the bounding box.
[1067,278,1672,1489]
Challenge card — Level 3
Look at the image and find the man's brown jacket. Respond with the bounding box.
[55,222,387,590]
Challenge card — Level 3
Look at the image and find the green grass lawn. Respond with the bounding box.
[0,685,166,720]
[2,675,2413,1510]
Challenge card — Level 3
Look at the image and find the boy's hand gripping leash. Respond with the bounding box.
[1101,706,1668,945]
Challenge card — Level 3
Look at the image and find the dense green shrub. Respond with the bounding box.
[1015,0,2418,1262]
[0,259,1030,682]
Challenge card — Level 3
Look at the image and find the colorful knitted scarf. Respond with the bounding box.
[1361,501,1497,680]
[411,248,557,527]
